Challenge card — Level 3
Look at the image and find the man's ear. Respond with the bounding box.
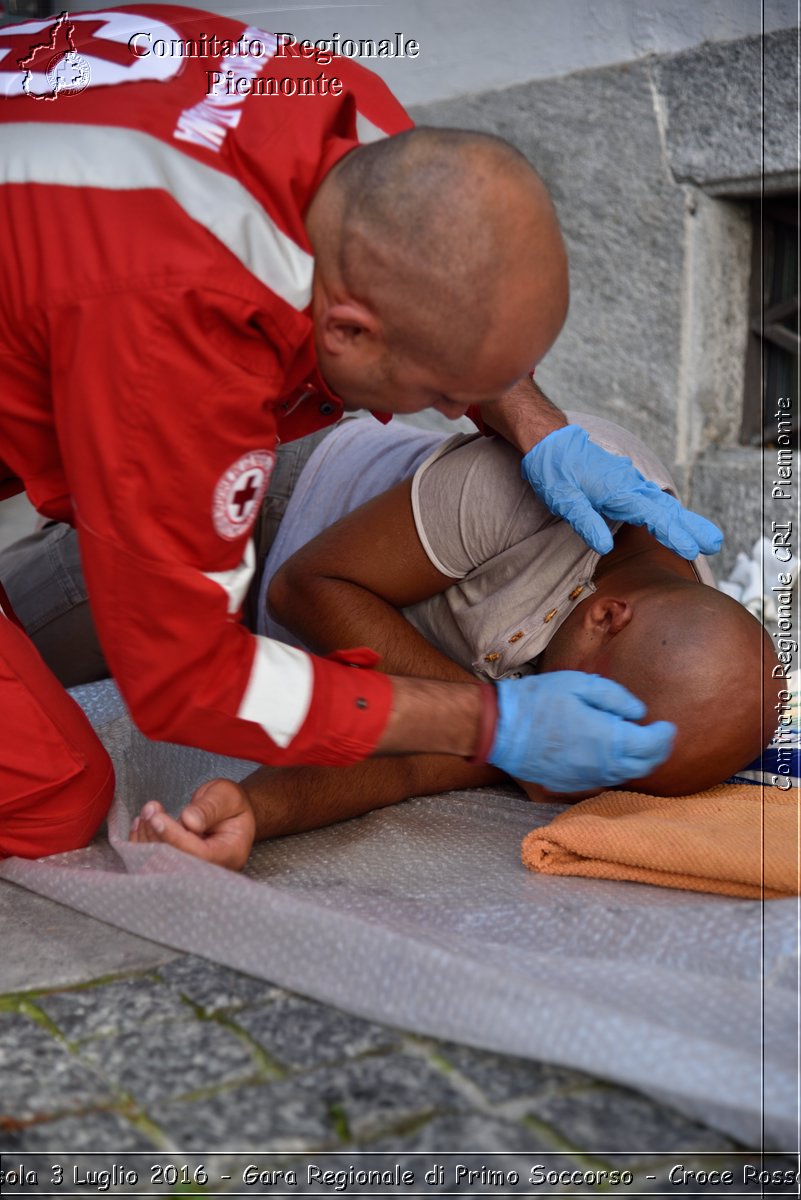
[317,301,380,359]
[580,595,633,640]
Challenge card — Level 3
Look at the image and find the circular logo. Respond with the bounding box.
[46,51,91,97]
[212,451,275,541]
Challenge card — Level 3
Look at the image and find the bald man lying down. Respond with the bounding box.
[1,413,779,870]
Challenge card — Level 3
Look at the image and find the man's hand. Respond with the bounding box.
[521,425,723,558]
[489,672,676,792]
[129,779,256,871]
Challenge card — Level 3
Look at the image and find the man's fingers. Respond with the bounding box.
[129,801,166,842]
[183,778,248,833]
[642,492,723,558]
[557,494,614,555]
[616,719,676,778]
[673,509,723,556]
[127,789,254,870]
[151,815,205,856]
[610,491,723,560]
[135,806,211,857]
[577,674,647,722]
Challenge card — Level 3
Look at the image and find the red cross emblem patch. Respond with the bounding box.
[212,451,275,541]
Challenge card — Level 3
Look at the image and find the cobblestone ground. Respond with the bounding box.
[1,954,797,1197]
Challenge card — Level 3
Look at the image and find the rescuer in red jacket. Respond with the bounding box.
[0,7,720,859]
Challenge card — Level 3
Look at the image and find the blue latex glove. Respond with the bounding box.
[488,672,675,792]
[521,425,723,558]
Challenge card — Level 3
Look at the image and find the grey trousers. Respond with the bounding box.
[0,427,333,689]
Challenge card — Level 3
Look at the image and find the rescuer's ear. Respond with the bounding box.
[316,301,381,359]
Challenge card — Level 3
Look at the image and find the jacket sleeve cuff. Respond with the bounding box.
[285,649,394,767]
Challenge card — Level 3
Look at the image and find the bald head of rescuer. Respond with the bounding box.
[305,127,569,420]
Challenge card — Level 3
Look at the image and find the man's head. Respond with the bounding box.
[305,127,569,418]
[539,564,782,795]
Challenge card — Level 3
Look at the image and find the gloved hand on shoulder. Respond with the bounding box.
[521,425,723,559]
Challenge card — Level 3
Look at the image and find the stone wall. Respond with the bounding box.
[411,27,798,577]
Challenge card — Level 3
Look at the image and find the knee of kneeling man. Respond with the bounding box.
[0,751,115,861]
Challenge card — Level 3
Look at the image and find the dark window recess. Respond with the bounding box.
[743,195,800,445]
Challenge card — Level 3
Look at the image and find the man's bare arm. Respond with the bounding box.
[130,698,506,867]
[267,477,467,679]
[130,461,554,864]
[130,746,504,869]
[478,376,566,454]
[253,751,501,837]
[249,482,511,834]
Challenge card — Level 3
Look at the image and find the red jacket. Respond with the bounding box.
[0,6,414,764]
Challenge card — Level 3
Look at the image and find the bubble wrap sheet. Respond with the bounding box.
[1,681,798,1149]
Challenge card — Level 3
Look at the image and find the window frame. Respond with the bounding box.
[742,194,800,445]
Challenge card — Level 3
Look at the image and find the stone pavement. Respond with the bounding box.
[1,884,798,1198]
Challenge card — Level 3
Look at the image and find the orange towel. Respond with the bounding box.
[522,784,800,899]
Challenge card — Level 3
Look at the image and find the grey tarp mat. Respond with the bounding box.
[1,680,798,1149]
